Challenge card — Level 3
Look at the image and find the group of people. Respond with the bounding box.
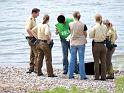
[25,8,117,81]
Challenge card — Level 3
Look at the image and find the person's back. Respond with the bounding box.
[69,21,87,46]
[103,20,117,79]
[36,23,51,40]
[31,15,57,77]
[89,14,107,81]
[91,23,107,42]
[68,11,87,80]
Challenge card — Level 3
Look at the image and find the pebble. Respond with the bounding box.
[0,67,124,93]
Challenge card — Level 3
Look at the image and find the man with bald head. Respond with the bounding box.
[89,14,108,81]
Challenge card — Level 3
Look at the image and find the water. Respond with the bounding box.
[0,0,124,70]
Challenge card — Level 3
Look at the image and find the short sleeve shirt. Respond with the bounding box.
[89,23,107,42]
[32,23,51,40]
[55,18,74,39]
[26,16,36,30]
[107,27,117,44]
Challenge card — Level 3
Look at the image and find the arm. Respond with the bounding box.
[27,29,33,37]
[83,24,88,38]
[55,24,59,35]
[114,29,118,40]
[84,31,87,38]
[45,25,51,44]
[31,25,38,39]
[26,19,33,37]
[55,28,59,35]
[89,27,95,39]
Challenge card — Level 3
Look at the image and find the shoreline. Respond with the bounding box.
[0,67,124,93]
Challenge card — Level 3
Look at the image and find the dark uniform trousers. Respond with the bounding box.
[28,40,37,72]
[36,42,53,76]
[106,48,115,77]
[92,43,107,79]
[27,37,44,73]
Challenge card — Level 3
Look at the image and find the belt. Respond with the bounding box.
[39,40,47,43]
[94,41,105,44]
[95,42,105,44]
[26,36,35,39]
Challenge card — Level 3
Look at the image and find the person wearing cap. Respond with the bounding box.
[31,15,57,77]
[25,8,40,73]
[103,20,117,79]
[68,11,87,80]
[55,15,78,74]
[89,14,108,81]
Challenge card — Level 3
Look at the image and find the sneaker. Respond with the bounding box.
[63,72,67,75]
[26,69,34,73]
[94,78,100,80]
[74,71,79,74]
[37,73,44,76]
[106,76,114,79]
[69,76,74,79]
[80,77,88,80]
[100,78,106,81]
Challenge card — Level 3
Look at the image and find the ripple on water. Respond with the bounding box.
[0,0,124,70]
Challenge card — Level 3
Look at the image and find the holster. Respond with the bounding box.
[26,36,37,46]
[92,40,95,47]
[49,40,54,49]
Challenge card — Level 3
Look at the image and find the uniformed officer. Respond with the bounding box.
[89,14,108,81]
[25,8,40,73]
[31,15,57,77]
[103,20,118,79]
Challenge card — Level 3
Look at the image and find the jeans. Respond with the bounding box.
[61,38,70,73]
[69,45,87,79]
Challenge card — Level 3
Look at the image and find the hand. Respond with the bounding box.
[47,39,51,44]
[55,28,59,35]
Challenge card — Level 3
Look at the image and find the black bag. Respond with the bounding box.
[49,40,54,49]
[26,36,37,45]
[77,62,101,75]
[106,39,117,50]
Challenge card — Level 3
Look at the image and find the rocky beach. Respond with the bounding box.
[0,67,124,93]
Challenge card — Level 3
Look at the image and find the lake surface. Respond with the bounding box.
[0,0,124,70]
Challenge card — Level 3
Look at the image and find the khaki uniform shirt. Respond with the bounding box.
[26,16,36,36]
[69,21,87,46]
[107,27,117,44]
[32,23,51,40]
[89,23,108,42]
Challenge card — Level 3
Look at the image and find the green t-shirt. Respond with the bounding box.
[55,18,74,39]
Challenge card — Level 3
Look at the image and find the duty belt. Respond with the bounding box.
[39,40,47,43]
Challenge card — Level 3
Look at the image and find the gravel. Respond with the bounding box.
[0,67,124,93]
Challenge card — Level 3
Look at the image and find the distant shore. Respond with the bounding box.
[0,67,124,93]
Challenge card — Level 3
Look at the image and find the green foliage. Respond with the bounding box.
[43,87,68,93]
[30,86,108,93]
[115,76,124,93]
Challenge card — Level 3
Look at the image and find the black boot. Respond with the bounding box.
[48,74,58,77]
[26,69,34,73]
